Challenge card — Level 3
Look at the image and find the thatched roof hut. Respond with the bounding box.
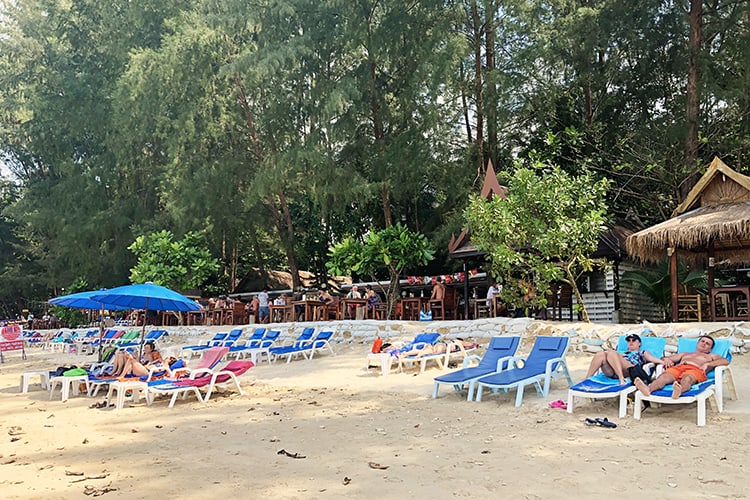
[626,157,750,266]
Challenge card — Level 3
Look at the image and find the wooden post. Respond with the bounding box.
[669,248,679,322]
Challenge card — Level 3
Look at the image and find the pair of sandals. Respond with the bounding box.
[548,399,567,409]
[585,417,617,428]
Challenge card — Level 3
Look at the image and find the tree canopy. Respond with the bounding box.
[466,164,609,321]
[1,0,749,315]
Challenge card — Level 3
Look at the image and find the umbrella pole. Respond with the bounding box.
[139,298,149,358]
[97,306,104,363]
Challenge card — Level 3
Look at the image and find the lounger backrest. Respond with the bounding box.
[208,333,228,346]
[524,336,570,373]
[615,336,667,358]
[312,331,334,346]
[677,337,732,363]
[248,328,266,340]
[478,336,521,370]
[295,328,315,344]
[196,346,230,370]
[227,329,243,340]
[245,328,267,348]
[413,333,440,345]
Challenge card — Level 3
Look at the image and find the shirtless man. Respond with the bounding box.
[430,277,446,301]
[634,335,728,399]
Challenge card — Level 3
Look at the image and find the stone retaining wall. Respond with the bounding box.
[129,317,750,355]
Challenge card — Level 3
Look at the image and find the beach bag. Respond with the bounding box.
[419,310,432,321]
[53,366,76,376]
[628,364,651,384]
[63,367,88,377]
[371,337,383,354]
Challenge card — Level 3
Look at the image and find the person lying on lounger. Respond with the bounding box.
[111,342,163,378]
[582,334,663,385]
[634,335,728,399]
[397,339,478,359]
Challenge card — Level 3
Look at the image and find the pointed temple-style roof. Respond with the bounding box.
[448,160,507,258]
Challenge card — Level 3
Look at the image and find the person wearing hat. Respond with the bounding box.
[582,334,663,385]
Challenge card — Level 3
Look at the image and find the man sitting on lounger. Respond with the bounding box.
[634,335,729,399]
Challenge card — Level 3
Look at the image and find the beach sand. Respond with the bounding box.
[0,340,747,499]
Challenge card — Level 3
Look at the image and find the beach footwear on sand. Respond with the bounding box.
[585,417,617,428]
[548,399,567,409]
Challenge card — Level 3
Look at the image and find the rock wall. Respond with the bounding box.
[133,317,749,355]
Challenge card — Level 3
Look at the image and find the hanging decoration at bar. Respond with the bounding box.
[405,269,479,285]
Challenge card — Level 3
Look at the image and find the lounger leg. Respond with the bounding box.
[566,392,574,414]
[476,384,484,402]
[697,392,709,426]
[633,393,643,420]
[467,381,476,402]
[515,384,525,407]
[618,392,629,418]
[432,382,439,399]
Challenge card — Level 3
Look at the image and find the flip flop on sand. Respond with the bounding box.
[548,399,567,410]
[585,417,617,428]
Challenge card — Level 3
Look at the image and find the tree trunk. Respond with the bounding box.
[386,268,400,318]
[564,263,590,323]
[233,73,301,290]
[682,0,703,201]
[471,0,485,179]
[460,64,473,144]
[484,0,497,165]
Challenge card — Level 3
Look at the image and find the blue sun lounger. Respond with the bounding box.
[432,336,521,401]
[633,337,737,426]
[567,335,667,417]
[475,336,572,407]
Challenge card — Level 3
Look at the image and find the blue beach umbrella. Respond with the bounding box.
[90,282,200,354]
[89,282,201,312]
[49,290,132,311]
[49,290,132,361]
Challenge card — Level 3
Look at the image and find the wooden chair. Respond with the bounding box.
[232,302,248,325]
[677,294,703,322]
[429,287,456,320]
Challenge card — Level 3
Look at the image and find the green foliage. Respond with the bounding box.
[621,259,710,316]
[466,164,609,320]
[128,230,220,292]
[49,277,89,328]
[327,224,434,278]
[327,224,434,311]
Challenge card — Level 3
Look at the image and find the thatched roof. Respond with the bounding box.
[626,157,750,265]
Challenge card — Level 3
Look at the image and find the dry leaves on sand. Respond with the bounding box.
[277,449,306,459]
[83,483,117,496]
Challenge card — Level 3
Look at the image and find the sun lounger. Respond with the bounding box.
[567,335,667,418]
[433,336,521,400]
[633,337,737,426]
[475,335,572,407]
[146,360,254,408]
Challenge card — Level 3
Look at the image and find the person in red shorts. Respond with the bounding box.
[634,335,729,399]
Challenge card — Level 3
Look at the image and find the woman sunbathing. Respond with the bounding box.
[112,342,163,378]
[398,339,478,359]
[583,334,662,385]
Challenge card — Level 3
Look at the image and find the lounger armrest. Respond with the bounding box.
[462,354,481,368]
[190,367,213,379]
[545,356,566,373]
[507,355,527,369]
[493,355,516,372]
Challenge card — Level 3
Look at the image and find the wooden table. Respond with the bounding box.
[341,299,367,319]
[400,298,429,320]
[187,310,205,326]
[292,300,324,322]
[270,304,294,323]
[711,286,750,321]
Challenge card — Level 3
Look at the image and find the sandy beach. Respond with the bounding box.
[0,333,747,499]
